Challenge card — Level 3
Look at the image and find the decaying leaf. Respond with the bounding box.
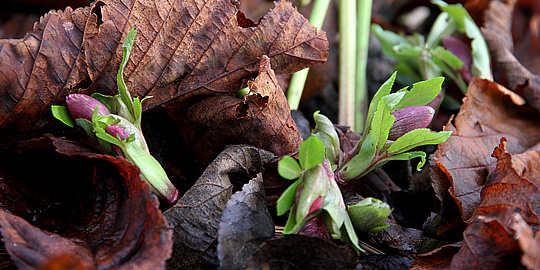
[483,0,540,110]
[243,234,358,269]
[164,145,273,269]
[433,78,540,220]
[410,242,462,270]
[511,213,540,270]
[450,138,540,269]
[217,175,274,270]
[170,55,302,166]
[0,0,328,144]
[0,140,172,269]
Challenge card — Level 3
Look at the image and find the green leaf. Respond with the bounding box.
[371,24,410,62]
[75,118,96,139]
[370,92,404,151]
[433,0,492,80]
[95,132,123,147]
[432,46,463,70]
[117,28,137,119]
[381,151,427,171]
[394,77,444,111]
[278,156,302,180]
[51,105,75,128]
[386,129,452,154]
[337,134,377,180]
[283,206,298,234]
[426,12,457,48]
[299,136,325,170]
[393,44,422,58]
[341,215,363,252]
[364,71,397,134]
[277,179,302,216]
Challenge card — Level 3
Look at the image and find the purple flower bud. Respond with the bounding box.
[66,94,110,121]
[389,106,435,140]
[105,124,131,141]
[442,36,472,83]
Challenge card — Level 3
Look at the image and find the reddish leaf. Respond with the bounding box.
[433,79,540,220]
[0,140,172,269]
[450,138,540,269]
[170,55,302,166]
[0,0,328,143]
[483,0,540,110]
[410,242,462,270]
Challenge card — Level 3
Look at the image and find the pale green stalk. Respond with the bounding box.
[287,0,331,110]
[355,0,372,133]
[339,0,357,130]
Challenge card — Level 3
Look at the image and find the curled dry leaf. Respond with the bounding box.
[217,175,274,270]
[483,0,540,110]
[0,0,328,143]
[450,138,540,269]
[410,242,462,270]
[170,55,302,166]
[243,234,358,269]
[433,78,540,221]
[164,145,274,269]
[0,138,172,269]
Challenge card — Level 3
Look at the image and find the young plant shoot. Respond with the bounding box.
[277,72,451,252]
[51,29,179,205]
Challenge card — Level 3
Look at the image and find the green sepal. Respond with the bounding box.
[313,111,341,165]
[283,206,299,234]
[278,156,302,180]
[348,198,392,234]
[277,179,302,216]
[387,129,452,154]
[299,136,325,171]
[90,93,116,113]
[51,105,75,128]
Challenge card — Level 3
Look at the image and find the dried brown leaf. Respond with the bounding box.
[512,213,540,270]
[450,138,540,269]
[0,0,328,143]
[433,78,540,220]
[483,0,540,110]
[169,55,302,166]
[0,142,172,269]
[164,145,273,269]
[410,242,462,270]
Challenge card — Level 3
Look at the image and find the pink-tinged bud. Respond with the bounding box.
[389,106,435,141]
[66,94,110,121]
[442,36,472,83]
[105,124,130,141]
[308,196,324,217]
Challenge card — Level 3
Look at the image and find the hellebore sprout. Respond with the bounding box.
[52,29,178,205]
[276,72,452,252]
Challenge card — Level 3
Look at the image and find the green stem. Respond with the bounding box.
[355,0,372,133]
[287,0,331,110]
[339,0,357,130]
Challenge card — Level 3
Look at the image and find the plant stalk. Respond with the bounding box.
[355,0,372,133]
[339,0,357,130]
[287,0,331,110]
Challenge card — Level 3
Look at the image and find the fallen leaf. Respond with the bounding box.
[511,212,540,270]
[483,0,540,110]
[433,78,540,221]
[164,145,273,269]
[410,242,462,270]
[0,140,172,269]
[450,138,540,269]
[0,0,328,144]
[217,175,274,270]
[169,55,302,166]
[243,234,358,269]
